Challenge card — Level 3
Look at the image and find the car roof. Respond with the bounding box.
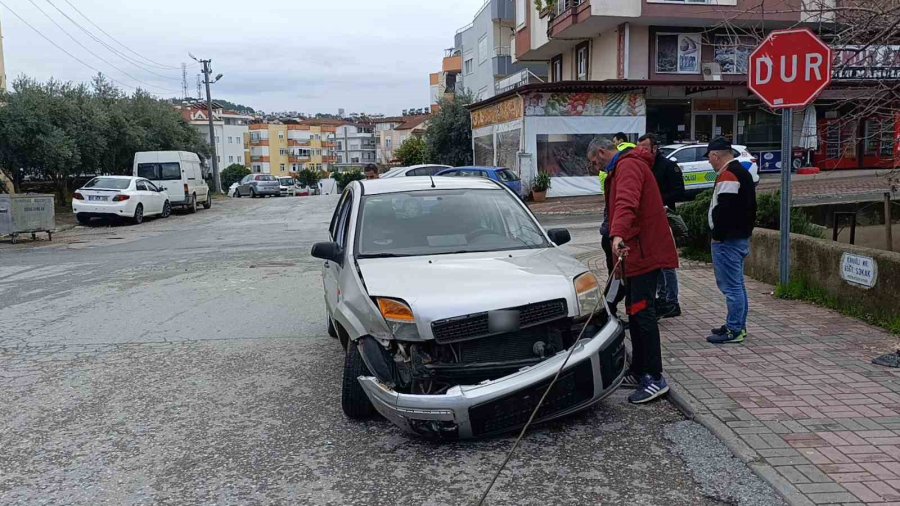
[359,176,502,195]
[405,164,450,169]
[446,166,506,171]
[662,143,747,150]
[91,175,138,179]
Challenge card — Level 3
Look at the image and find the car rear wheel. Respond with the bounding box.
[250,188,257,198]
[161,201,171,218]
[188,194,198,213]
[342,342,376,419]
[202,192,212,209]
[132,204,144,224]
[76,213,91,226]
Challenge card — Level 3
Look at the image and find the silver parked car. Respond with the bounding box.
[311,176,626,439]
[234,174,281,198]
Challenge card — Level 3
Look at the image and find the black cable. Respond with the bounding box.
[476,255,624,506]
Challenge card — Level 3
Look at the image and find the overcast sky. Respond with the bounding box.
[1,0,486,114]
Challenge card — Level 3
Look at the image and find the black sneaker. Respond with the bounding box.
[710,325,727,336]
[620,370,641,389]
[658,303,682,319]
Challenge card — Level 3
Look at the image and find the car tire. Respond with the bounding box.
[188,194,198,213]
[234,189,241,198]
[132,204,144,225]
[202,192,212,209]
[342,342,376,419]
[161,201,171,218]
[327,316,337,338]
[250,188,257,199]
[76,213,91,226]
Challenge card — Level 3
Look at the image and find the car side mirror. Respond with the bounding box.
[311,242,343,264]
[546,228,571,246]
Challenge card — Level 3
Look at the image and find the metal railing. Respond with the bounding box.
[494,46,511,57]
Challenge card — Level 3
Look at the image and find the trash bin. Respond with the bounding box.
[0,194,56,243]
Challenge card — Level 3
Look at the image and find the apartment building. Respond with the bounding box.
[374,117,405,164]
[377,115,431,165]
[177,102,252,169]
[334,123,377,170]
[247,121,337,176]
[466,0,897,196]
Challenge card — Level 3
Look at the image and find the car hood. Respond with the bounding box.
[357,248,589,336]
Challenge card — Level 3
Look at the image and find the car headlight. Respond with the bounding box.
[574,272,601,317]
[375,297,420,340]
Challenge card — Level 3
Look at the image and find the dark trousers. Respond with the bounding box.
[626,269,664,378]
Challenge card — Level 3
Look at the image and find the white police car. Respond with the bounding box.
[659,143,759,199]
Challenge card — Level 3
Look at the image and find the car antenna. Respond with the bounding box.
[429,174,436,188]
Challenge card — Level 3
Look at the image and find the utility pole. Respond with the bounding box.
[181,63,188,100]
[192,56,223,194]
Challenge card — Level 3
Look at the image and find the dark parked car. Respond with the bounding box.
[235,174,281,198]
[435,166,523,197]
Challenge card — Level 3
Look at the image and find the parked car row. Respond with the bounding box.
[229,175,311,198]
[73,151,212,226]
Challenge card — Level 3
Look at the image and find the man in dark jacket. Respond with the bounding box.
[705,137,757,344]
[594,137,679,404]
[638,133,685,319]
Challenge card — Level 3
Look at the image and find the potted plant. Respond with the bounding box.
[531,172,552,202]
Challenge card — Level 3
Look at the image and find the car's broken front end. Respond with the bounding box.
[354,292,626,439]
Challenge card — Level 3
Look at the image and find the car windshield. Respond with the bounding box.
[83,177,131,190]
[658,147,675,158]
[357,189,548,258]
[136,162,181,180]
[279,178,294,185]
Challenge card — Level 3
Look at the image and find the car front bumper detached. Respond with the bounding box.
[357,319,626,439]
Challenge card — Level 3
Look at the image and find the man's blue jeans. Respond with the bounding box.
[657,269,679,304]
[711,238,750,332]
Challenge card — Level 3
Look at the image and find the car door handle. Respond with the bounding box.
[324,262,330,269]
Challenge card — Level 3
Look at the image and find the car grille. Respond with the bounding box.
[468,360,595,437]
[455,324,564,364]
[431,299,568,344]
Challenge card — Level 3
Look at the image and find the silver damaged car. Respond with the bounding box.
[311,176,626,439]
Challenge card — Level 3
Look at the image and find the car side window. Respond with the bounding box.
[408,168,426,176]
[329,191,351,240]
[440,170,458,177]
[240,175,250,184]
[135,180,147,191]
[425,167,443,176]
[334,191,353,249]
[671,148,698,164]
[145,181,158,192]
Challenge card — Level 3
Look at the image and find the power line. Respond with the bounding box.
[60,0,184,71]
[44,0,183,82]
[22,0,179,93]
[0,0,143,92]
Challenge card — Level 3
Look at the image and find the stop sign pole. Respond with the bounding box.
[748,29,832,286]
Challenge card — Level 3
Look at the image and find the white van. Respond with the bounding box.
[133,151,211,212]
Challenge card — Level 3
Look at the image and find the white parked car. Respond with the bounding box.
[73,176,171,225]
[659,144,759,199]
[381,164,452,178]
[278,177,298,196]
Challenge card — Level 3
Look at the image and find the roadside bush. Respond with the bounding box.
[333,170,364,192]
[221,164,249,193]
[679,189,825,261]
[297,168,322,189]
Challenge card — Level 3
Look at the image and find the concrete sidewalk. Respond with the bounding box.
[581,252,900,505]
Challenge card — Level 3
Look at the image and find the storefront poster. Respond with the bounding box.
[713,35,754,74]
[524,93,645,117]
[496,130,521,170]
[474,135,494,166]
[471,97,524,129]
[657,33,700,74]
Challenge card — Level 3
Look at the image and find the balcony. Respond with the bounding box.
[251,156,270,163]
[289,155,311,163]
[249,138,269,146]
[493,47,513,77]
[491,0,515,26]
[548,0,639,39]
[443,54,463,74]
[288,139,311,147]
[322,156,337,163]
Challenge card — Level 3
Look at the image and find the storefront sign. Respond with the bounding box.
[840,253,878,289]
[833,46,900,80]
[524,93,645,117]
[471,97,524,129]
[693,99,736,112]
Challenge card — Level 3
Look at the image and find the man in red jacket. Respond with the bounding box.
[593,136,679,404]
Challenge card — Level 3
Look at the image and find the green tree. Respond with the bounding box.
[425,91,474,167]
[221,164,250,192]
[333,170,364,192]
[297,168,322,189]
[394,136,429,166]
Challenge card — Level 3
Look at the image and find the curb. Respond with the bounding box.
[665,381,815,506]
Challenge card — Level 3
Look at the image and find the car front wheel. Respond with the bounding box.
[342,342,376,419]
[161,201,171,218]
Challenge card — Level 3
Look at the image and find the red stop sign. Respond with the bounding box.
[748,29,833,109]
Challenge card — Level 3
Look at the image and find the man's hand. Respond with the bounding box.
[611,236,629,257]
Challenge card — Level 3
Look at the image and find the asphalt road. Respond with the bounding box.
[0,196,780,505]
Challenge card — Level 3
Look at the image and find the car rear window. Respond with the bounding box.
[255,175,276,181]
[83,177,131,190]
[137,162,181,180]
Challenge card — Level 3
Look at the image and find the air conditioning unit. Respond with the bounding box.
[702,63,722,81]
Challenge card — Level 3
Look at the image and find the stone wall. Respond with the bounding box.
[745,228,900,320]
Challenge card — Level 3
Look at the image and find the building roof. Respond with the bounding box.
[395,115,431,131]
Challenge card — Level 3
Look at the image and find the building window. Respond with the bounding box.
[228,136,233,144]
[386,139,392,149]
[229,155,234,163]
[575,42,589,81]
[478,36,488,64]
[280,148,288,156]
[278,132,285,139]
[215,136,220,143]
[713,35,754,74]
[656,33,701,74]
[551,55,563,82]
[238,156,242,163]
[280,163,286,172]
[464,58,474,75]
[516,0,526,27]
